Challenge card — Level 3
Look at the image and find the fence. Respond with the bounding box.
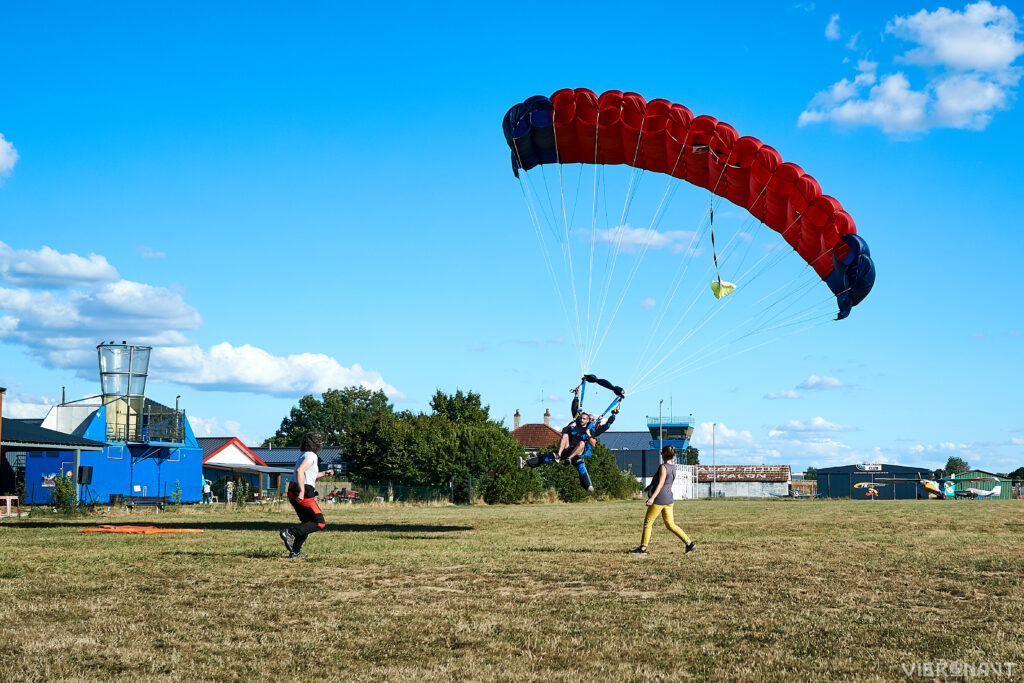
[344,480,452,504]
[672,464,698,500]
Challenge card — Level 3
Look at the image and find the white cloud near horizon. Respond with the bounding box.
[0,242,402,402]
[800,2,1024,134]
[156,343,403,399]
[593,226,698,254]
[0,241,119,289]
[826,14,841,40]
[188,414,262,447]
[0,134,17,179]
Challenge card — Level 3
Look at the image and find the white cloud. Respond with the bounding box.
[156,342,403,399]
[932,72,1011,128]
[0,241,119,289]
[1011,437,1024,445]
[0,244,400,403]
[692,421,754,447]
[137,246,166,259]
[797,374,845,390]
[772,416,855,433]
[593,226,698,254]
[800,2,1024,134]
[846,31,861,50]
[826,14,841,40]
[640,297,656,310]
[765,389,802,400]
[888,1,1024,73]
[187,414,262,447]
[0,134,17,179]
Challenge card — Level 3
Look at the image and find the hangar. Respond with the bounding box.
[815,463,933,499]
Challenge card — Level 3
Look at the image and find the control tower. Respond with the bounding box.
[97,342,184,443]
[645,413,694,461]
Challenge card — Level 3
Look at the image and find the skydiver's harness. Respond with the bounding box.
[567,374,626,459]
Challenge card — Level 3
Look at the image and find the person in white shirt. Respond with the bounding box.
[279,432,333,558]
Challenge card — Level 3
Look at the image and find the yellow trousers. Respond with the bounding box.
[641,503,691,547]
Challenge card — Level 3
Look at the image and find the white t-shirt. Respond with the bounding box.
[293,451,319,488]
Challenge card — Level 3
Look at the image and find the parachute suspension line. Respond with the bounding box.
[551,119,587,374]
[631,202,819,392]
[514,171,581,363]
[631,314,834,395]
[588,126,693,372]
[584,114,602,372]
[511,134,586,371]
[709,201,725,291]
[585,120,647,370]
[632,275,835,395]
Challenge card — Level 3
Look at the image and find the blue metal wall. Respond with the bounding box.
[23,408,203,504]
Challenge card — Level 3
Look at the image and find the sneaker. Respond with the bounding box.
[280,529,295,554]
[627,546,647,555]
[517,456,525,470]
[685,541,697,554]
[289,551,307,559]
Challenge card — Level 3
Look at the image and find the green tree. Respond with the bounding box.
[264,386,393,449]
[684,446,699,465]
[804,466,818,481]
[1007,466,1024,482]
[945,456,970,476]
[430,389,493,425]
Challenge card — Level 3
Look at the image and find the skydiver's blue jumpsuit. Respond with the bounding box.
[526,396,615,492]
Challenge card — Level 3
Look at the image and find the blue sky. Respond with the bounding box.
[1,1,1022,473]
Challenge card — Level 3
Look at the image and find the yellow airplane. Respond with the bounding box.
[875,475,999,499]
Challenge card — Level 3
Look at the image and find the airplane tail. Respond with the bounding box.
[988,485,1001,497]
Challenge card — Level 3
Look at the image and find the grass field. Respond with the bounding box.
[1,498,1022,681]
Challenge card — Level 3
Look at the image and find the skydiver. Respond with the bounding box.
[518,384,618,495]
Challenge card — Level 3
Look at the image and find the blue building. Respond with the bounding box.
[21,343,203,505]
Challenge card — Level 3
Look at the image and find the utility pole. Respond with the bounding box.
[658,400,664,456]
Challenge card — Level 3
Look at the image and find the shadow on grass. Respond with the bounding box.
[4,520,474,533]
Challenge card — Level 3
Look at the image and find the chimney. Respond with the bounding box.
[543,408,551,427]
[513,409,521,430]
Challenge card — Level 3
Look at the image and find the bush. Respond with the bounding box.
[539,442,642,502]
[51,473,77,514]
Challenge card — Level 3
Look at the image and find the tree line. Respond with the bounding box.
[263,386,641,503]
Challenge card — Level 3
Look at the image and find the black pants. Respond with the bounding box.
[287,483,326,551]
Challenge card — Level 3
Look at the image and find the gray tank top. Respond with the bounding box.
[652,464,674,505]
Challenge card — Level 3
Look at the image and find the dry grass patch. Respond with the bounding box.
[1,499,1021,681]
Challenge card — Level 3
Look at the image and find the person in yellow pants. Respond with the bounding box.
[629,445,696,555]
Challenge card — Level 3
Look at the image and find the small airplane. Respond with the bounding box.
[875,475,1000,499]
[854,481,887,497]
[769,490,822,498]
[954,485,1002,499]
